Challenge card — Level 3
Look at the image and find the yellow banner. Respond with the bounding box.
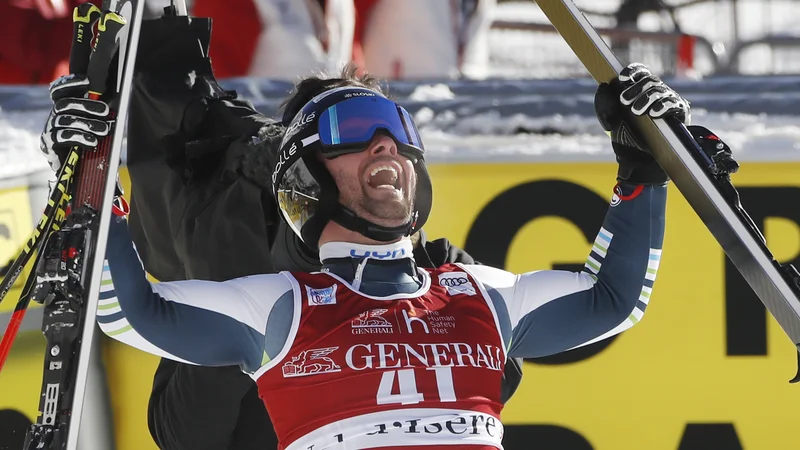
[0,185,44,447]
[424,161,800,449]
[2,162,800,450]
[0,187,33,314]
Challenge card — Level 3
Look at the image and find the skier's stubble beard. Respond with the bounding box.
[326,155,417,229]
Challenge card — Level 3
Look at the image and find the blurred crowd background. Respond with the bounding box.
[3,0,800,87]
[3,2,800,450]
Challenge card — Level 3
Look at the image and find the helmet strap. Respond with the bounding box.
[331,206,414,242]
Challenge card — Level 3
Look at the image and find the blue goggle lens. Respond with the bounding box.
[317,97,424,157]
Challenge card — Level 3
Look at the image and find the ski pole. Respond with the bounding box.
[76,10,126,208]
[0,0,99,371]
[0,151,79,305]
[0,152,78,373]
[173,0,188,16]
[0,261,47,373]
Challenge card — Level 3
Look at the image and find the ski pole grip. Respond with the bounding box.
[69,2,102,75]
[87,11,127,99]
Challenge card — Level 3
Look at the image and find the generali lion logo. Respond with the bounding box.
[352,309,391,328]
[282,347,341,378]
[350,308,394,335]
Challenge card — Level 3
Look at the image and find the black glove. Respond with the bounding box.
[595,63,691,184]
[40,74,112,173]
[40,73,126,202]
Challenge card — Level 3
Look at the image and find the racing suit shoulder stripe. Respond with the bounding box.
[252,272,303,379]
[463,183,666,359]
[456,263,512,356]
[101,218,293,371]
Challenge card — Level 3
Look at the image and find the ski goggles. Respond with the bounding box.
[314,96,425,160]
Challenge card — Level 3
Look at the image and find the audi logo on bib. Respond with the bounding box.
[438,272,477,296]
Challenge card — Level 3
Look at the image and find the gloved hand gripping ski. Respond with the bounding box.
[40,74,112,173]
[594,63,691,185]
[594,63,741,187]
[40,74,126,200]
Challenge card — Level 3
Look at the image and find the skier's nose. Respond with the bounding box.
[368,134,398,157]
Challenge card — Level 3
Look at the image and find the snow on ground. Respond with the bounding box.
[3,104,797,174]
[0,110,49,179]
[1,1,800,179]
[418,109,800,163]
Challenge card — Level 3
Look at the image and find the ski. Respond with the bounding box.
[0,147,79,372]
[0,0,100,372]
[21,0,145,449]
[0,148,80,306]
[536,0,800,381]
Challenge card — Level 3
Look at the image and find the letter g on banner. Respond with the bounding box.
[464,180,614,365]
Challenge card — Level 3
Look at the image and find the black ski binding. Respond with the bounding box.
[23,206,98,449]
[682,125,800,383]
[32,206,97,306]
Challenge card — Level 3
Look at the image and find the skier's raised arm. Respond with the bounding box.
[465,64,735,358]
[98,216,296,373]
[465,180,665,358]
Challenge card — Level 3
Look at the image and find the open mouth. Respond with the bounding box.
[366,163,402,193]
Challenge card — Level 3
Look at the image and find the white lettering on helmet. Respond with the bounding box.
[286,112,316,137]
[311,86,384,104]
[343,91,377,98]
[271,142,297,187]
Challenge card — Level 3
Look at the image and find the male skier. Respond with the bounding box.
[41,16,517,449]
[42,59,736,448]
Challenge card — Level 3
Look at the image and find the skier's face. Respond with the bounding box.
[322,134,417,228]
